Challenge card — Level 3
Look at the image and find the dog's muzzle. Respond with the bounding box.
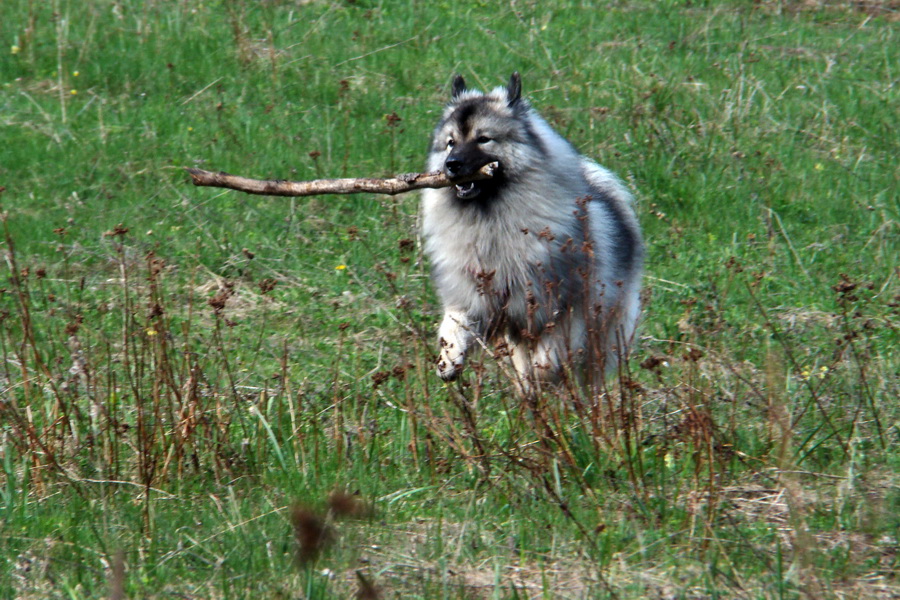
[444,157,493,200]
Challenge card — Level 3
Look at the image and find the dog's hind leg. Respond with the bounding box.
[507,314,588,395]
[506,334,561,395]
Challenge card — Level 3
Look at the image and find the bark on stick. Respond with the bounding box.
[185,162,498,197]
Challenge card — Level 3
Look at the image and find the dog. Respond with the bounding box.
[421,73,644,390]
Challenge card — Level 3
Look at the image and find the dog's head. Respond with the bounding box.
[429,72,545,201]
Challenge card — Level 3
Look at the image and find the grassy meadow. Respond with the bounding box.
[1,0,898,597]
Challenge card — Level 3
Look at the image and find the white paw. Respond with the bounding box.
[436,338,464,381]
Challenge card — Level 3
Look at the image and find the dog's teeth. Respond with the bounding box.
[455,182,479,198]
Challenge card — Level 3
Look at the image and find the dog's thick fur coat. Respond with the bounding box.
[421,73,644,388]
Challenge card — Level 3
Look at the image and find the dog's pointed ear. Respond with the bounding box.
[507,72,522,106]
[451,75,467,100]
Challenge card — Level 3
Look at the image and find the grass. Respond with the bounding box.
[1,0,898,598]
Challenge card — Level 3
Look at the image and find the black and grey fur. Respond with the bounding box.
[421,73,643,388]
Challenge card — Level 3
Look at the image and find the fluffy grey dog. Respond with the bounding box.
[421,73,643,389]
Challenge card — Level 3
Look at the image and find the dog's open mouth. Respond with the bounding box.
[454,181,481,200]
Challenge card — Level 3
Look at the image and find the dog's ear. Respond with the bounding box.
[451,75,467,100]
[507,72,522,106]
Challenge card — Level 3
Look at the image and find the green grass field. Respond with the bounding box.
[1,1,898,598]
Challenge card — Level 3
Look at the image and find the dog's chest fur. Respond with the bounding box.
[422,179,589,333]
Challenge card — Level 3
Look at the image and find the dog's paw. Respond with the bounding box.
[436,340,464,381]
[436,359,461,381]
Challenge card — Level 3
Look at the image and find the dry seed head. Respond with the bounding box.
[355,570,381,600]
[290,505,334,563]
[147,302,164,319]
[103,224,129,237]
[258,278,277,294]
[328,491,373,519]
[371,371,390,388]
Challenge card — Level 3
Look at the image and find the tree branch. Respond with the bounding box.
[185,162,499,197]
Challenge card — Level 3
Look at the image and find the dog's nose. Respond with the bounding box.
[445,158,463,177]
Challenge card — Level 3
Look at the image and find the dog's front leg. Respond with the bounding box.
[436,310,476,381]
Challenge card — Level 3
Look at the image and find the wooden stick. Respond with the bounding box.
[185,162,499,197]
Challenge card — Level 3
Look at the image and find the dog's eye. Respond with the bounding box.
[446,138,455,149]
[476,136,493,144]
